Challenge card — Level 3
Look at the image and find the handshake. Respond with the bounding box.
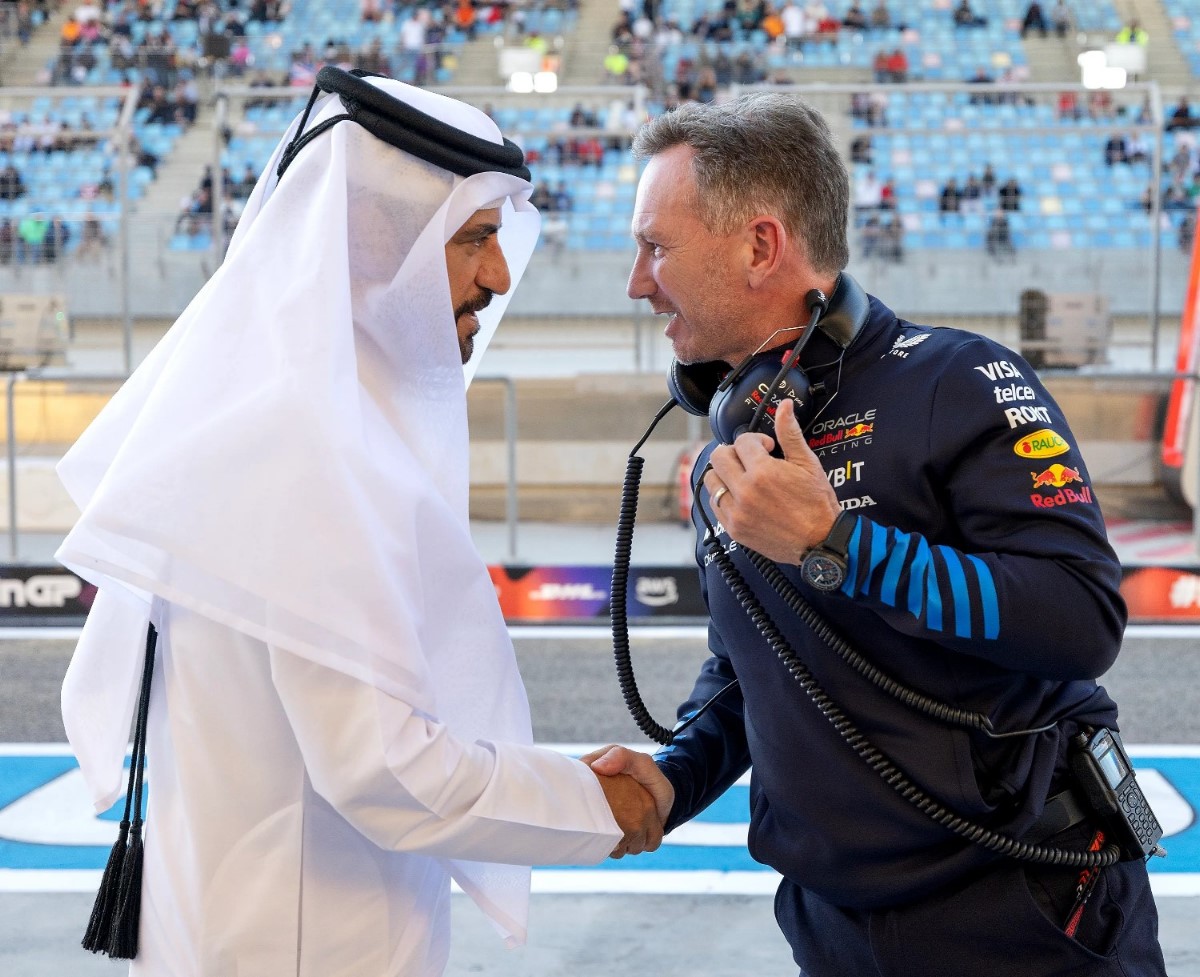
[583,745,675,859]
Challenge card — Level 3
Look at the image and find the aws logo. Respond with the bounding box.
[635,577,679,607]
[1013,428,1071,459]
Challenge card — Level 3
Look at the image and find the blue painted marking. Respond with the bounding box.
[0,752,1196,877]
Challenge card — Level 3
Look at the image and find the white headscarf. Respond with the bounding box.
[57,78,541,940]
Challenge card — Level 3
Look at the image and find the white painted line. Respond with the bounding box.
[508,625,707,641]
[2,624,1199,642]
[0,627,81,641]
[4,869,1198,897]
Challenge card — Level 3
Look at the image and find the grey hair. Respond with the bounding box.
[632,93,850,273]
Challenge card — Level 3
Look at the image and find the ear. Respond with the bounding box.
[745,215,788,289]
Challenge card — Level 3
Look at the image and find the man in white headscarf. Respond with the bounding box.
[56,69,668,976]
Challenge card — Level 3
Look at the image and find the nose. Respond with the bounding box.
[627,247,653,301]
[479,238,511,296]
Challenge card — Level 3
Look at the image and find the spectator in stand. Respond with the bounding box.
[870,49,888,83]
[1179,210,1195,253]
[882,214,903,261]
[236,162,257,199]
[454,0,477,39]
[986,210,1015,260]
[1056,89,1082,121]
[288,42,319,86]
[603,46,631,83]
[1167,97,1195,132]
[961,173,983,213]
[1126,131,1149,164]
[853,169,883,222]
[998,176,1022,211]
[355,37,392,75]
[0,218,13,265]
[0,164,26,201]
[1087,88,1115,121]
[843,2,867,29]
[17,214,49,264]
[779,0,805,48]
[860,214,883,259]
[1050,0,1072,38]
[44,216,71,263]
[760,5,785,43]
[980,162,996,197]
[879,176,896,210]
[78,211,108,260]
[1104,132,1128,166]
[953,0,986,27]
[939,176,961,221]
[883,47,907,82]
[850,133,873,164]
[1020,2,1047,38]
[967,65,995,104]
[869,0,891,29]
[1115,19,1147,45]
[398,9,429,78]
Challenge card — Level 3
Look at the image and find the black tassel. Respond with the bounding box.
[81,622,156,960]
[80,819,128,952]
[107,821,144,958]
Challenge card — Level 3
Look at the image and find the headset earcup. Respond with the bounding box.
[668,359,727,417]
[709,360,814,445]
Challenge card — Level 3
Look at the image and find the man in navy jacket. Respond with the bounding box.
[588,93,1167,976]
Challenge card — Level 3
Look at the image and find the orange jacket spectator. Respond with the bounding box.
[761,11,784,38]
[455,0,476,31]
[60,16,82,45]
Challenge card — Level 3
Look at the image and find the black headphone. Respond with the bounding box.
[276,66,531,182]
[667,272,871,444]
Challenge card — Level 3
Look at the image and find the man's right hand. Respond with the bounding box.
[593,772,664,858]
[582,745,676,858]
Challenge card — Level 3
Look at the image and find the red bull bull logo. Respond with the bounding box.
[1030,464,1083,489]
[845,423,873,438]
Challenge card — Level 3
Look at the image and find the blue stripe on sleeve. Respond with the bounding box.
[907,537,931,622]
[938,545,972,639]
[839,515,864,597]
[862,519,889,595]
[924,552,943,632]
[880,528,910,607]
[966,554,1001,639]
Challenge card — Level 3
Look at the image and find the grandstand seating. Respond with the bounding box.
[652,0,1122,81]
[847,88,1182,253]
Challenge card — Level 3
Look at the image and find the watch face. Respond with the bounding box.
[802,552,845,592]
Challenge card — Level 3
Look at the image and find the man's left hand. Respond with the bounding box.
[702,398,842,564]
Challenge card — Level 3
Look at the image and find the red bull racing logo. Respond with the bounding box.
[1030,464,1082,489]
[1029,463,1093,507]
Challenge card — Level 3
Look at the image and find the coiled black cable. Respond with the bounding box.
[696,513,1120,869]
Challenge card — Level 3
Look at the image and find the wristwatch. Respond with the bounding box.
[800,511,856,592]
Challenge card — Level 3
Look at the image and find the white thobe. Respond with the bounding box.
[130,602,621,977]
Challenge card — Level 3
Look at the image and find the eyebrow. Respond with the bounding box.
[457,221,502,242]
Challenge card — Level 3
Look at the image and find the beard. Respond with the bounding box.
[455,289,493,365]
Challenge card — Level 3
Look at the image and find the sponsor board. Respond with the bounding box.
[488,565,707,621]
[1122,567,1200,623]
[1,745,1197,894]
[10,562,1200,626]
[0,566,94,625]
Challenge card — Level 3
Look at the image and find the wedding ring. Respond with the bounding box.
[712,486,729,509]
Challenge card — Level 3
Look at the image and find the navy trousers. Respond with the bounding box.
[775,829,1167,977]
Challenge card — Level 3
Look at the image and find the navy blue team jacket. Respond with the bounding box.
[655,288,1126,911]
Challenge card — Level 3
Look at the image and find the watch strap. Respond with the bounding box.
[820,510,857,559]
